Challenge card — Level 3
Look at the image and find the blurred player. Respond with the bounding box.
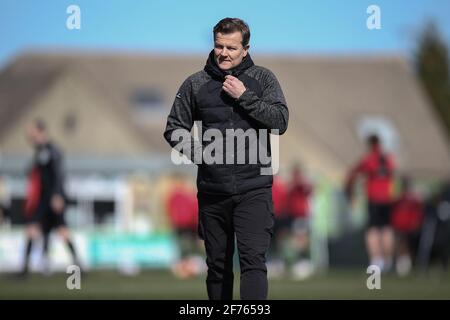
[417,181,450,273]
[166,173,204,278]
[285,165,314,279]
[345,134,396,273]
[267,174,288,278]
[20,119,80,276]
[390,176,424,276]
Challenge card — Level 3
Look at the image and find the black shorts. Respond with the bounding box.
[274,215,293,235]
[367,202,392,229]
[175,228,199,258]
[26,198,66,232]
[42,209,66,233]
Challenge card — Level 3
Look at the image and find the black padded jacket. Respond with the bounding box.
[164,50,289,195]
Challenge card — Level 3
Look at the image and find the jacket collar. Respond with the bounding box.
[204,49,254,80]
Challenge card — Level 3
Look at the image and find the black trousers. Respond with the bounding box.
[198,186,274,300]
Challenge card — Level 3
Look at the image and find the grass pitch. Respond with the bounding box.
[1,268,449,300]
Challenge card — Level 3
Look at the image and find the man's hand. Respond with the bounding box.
[51,194,65,214]
[222,75,246,100]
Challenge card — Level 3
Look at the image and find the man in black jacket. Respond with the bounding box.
[20,119,79,276]
[164,18,289,300]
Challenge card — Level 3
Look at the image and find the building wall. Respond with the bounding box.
[0,70,150,155]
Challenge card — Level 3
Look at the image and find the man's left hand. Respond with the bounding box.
[223,75,246,100]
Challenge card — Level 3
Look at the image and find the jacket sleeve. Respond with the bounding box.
[163,78,202,163]
[236,69,289,135]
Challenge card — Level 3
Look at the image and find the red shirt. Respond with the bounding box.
[272,176,287,217]
[390,192,423,232]
[286,177,313,218]
[346,146,395,204]
[166,188,198,230]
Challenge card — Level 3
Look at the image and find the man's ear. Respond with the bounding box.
[243,45,250,57]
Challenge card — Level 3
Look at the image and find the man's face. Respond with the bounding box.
[214,31,248,71]
[25,123,42,146]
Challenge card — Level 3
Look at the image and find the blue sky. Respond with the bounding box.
[1,0,449,68]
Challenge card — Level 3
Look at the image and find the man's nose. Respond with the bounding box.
[221,48,228,56]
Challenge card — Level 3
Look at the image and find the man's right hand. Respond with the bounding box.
[223,75,246,100]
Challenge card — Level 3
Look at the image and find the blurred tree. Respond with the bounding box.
[415,22,450,140]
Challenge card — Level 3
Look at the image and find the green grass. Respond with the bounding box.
[1,269,449,300]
